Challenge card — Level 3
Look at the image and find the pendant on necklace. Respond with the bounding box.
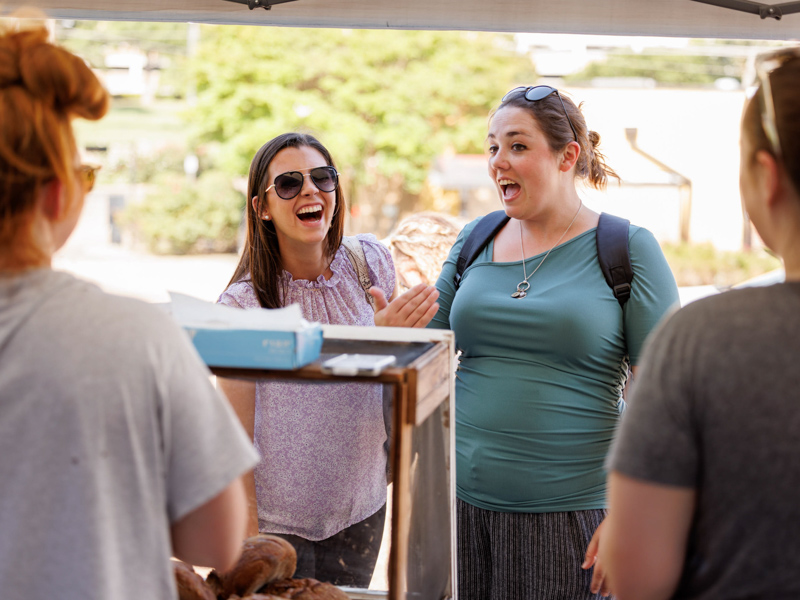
[512,281,530,299]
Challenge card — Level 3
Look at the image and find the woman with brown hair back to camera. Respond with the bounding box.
[600,48,800,600]
[0,18,259,600]
[428,86,680,598]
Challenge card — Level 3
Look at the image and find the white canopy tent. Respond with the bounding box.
[5,0,800,40]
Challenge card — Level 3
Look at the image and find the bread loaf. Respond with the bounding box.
[259,577,350,600]
[172,560,216,600]
[217,534,298,598]
[205,569,224,598]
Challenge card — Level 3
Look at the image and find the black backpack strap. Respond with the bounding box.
[596,212,633,307]
[454,210,509,289]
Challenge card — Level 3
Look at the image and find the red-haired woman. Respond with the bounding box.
[0,19,258,599]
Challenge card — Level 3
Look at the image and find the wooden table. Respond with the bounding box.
[210,325,457,600]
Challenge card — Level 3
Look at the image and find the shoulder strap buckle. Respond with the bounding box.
[613,282,632,303]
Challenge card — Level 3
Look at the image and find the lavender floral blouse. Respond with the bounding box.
[218,234,396,540]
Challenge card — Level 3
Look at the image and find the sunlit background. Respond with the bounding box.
[49,21,786,303]
[31,20,790,591]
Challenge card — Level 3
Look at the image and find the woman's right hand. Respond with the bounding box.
[371,284,439,328]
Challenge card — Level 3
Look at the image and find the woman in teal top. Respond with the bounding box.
[429,86,679,599]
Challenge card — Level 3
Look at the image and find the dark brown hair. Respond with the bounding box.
[0,20,109,268]
[227,132,346,308]
[742,53,800,195]
[493,88,619,190]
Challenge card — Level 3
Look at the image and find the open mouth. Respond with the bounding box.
[296,205,324,222]
[498,179,520,200]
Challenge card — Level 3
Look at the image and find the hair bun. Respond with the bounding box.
[0,25,107,119]
[22,40,108,118]
[587,130,601,149]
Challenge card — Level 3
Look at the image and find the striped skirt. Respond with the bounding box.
[457,499,610,600]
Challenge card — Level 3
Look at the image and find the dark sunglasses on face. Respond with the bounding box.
[266,166,339,200]
[502,85,579,143]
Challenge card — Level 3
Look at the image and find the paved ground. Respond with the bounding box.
[53,188,241,303]
[53,243,240,304]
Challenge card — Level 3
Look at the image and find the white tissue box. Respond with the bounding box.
[169,293,324,370]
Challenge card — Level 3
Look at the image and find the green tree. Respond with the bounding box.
[566,52,744,85]
[120,170,245,254]
[56,20,191,97]
[56,20,190,67]
[564,40,762,86]
[187,27,535,232]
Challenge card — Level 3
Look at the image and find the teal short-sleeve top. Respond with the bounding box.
[430,217,679,513]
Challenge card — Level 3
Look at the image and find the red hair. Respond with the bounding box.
[0,18,109,267]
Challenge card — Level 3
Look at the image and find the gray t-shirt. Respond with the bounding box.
[609,282,800,600]
[0,269,259,600]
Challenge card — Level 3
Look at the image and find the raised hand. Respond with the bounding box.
[371,284,440,328]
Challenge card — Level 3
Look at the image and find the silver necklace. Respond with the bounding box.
[512,202,583,299]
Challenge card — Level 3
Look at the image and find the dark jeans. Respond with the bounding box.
[272,504,387,588]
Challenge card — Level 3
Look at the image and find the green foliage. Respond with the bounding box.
[100,142,188,184]
[187,27,535,196]
[56,20,190,68]
[565,49,745,85]
[56,20,191,98]
[73,98,190,147]
[661,242,781,287]
[120,170,245,254]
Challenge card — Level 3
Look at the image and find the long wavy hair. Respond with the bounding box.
[227,133,346,308]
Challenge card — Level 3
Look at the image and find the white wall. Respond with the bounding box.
[568,85,747,250]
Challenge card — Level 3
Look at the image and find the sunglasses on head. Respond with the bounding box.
[78,164,101,192]
[266,166,339,200]
[502,85,579,143]
[754,46,800,159]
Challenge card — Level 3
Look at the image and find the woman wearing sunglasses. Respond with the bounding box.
[0,19,259,599]
[600,50,800,600]
[217,132,439,588]
[428,86,679,598]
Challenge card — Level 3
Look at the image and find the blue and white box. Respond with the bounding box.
[169,293,323,370]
